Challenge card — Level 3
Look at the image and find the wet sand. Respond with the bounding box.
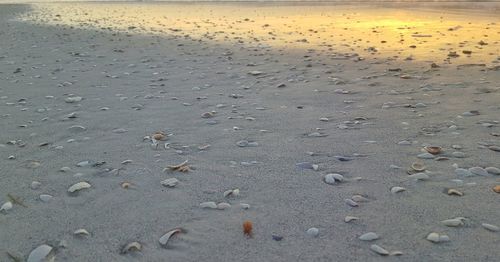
[0,2,499,261]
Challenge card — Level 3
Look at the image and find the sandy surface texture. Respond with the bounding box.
[0,3,499,262]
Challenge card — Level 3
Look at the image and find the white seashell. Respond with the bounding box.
[200,202,217,209]
[370,244,389,256]
[67,182,91,193]
[121,160,133,165]
[240,203,250,209]
[121,241,142,254]
[0,201,13,212]
[391,186,406,193]
[408,172,429,181]
[390,251,404,256]
[345,199,358,207]
[39,194,53,202]
[426,232,440,243]
[74,228,90,236]
[27,244,54,262]
[324,174,336,185]
[351,195,368,202]
[224,188,240,197]
[359,232,379,241]
[441,217,465,227]
[161,178,179,187]
[482,223,499,232]
[159,228,182,246]
[217,202,231,210]
[344,216,359,223]
[306,227,319,237]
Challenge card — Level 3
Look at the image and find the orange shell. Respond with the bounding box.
[493,185,500,193]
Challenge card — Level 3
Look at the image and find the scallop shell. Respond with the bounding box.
[159,228,182,247]
[68,182,91,193]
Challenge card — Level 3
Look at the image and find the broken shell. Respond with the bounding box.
[441,217,465,227]
[359,232,379,241]
[161,178,179,187]
[351,195,369,202]
[27,244,54,262]
[447,188,463,196]
[344,216,359,223]
[481,223,499,232]
[370,244,389,256]
[217,202,231,210]
[411,162,426,172]
[345,199,358,207]
[165,160,190,172]
[391,186,406,193]
[424,146,442,155]
[223,188,240,197]
[0,201,13,212]
[427,232,449,243]
[74,228,90,236]
[121,182,131,189]
[159,228,182,247]
[68,182,91,193]
[200,202,217,209]
[121,241,142,254]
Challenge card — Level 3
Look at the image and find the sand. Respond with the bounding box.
[0,2,499,261]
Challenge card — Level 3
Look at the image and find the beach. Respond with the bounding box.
[0,2,499,261]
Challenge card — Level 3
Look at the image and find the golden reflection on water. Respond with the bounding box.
[21,3,500,64]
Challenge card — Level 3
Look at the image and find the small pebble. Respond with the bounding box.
[306,227,319,237]
[370,244,389,256]
[481,223,499,232]
[359,232,379,241]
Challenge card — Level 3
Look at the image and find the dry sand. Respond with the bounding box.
[0,2,499,261]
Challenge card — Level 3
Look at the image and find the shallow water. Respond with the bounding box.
[19,2,500,64]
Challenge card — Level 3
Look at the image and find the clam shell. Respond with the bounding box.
[482,223,499,232]
[27,244,54,262]
[424,146,442,155]
[441,217,465,227]
[159,228,182,247]
[359,232,379,241]
[344,216,359,223]
[370,244,389,256]
[0,201,13,212]
[391,186,406,194]
[121,241,142,254]
[411,162,426,172]
[74,228,90,236]
[68,182,91,193]
[200,202,217,209]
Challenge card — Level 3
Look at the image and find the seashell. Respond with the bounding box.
[427,232,449,243]
[411,162,426,172]
[161,178,179,188]
[351,195,369,202]
[441,217,465,227]
[68,182,91,193]
[324,174,336,185]
[201,112,214,118]
[306,227,319,237]
[165,160,190,172]
[152,132,166,141]
[200,202,217,209]
[39,194,53,202]
[217,202,231,210]
[121,182,131,189]
[469,167,489,176]
[345,199,358,207]
[481,223,499,232]
[391,186,406,193]
[27,244,54,262]
[0,201,13,212]
[159,228,183,247]
[344,216,359,223]
[370,244,389,256]
[223,188,240,197]
[240,203,250,209]
[243,220,253,236]
[485,167,500,175]
[390,251,404,256]
[408,172,429,181]
[74,228,90,236]
[121,241,142,254]
[447,188,463,196]
[424,146,442,155]
[359,232,379,241]
[493,185,500,193]
[121,160,133,165]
